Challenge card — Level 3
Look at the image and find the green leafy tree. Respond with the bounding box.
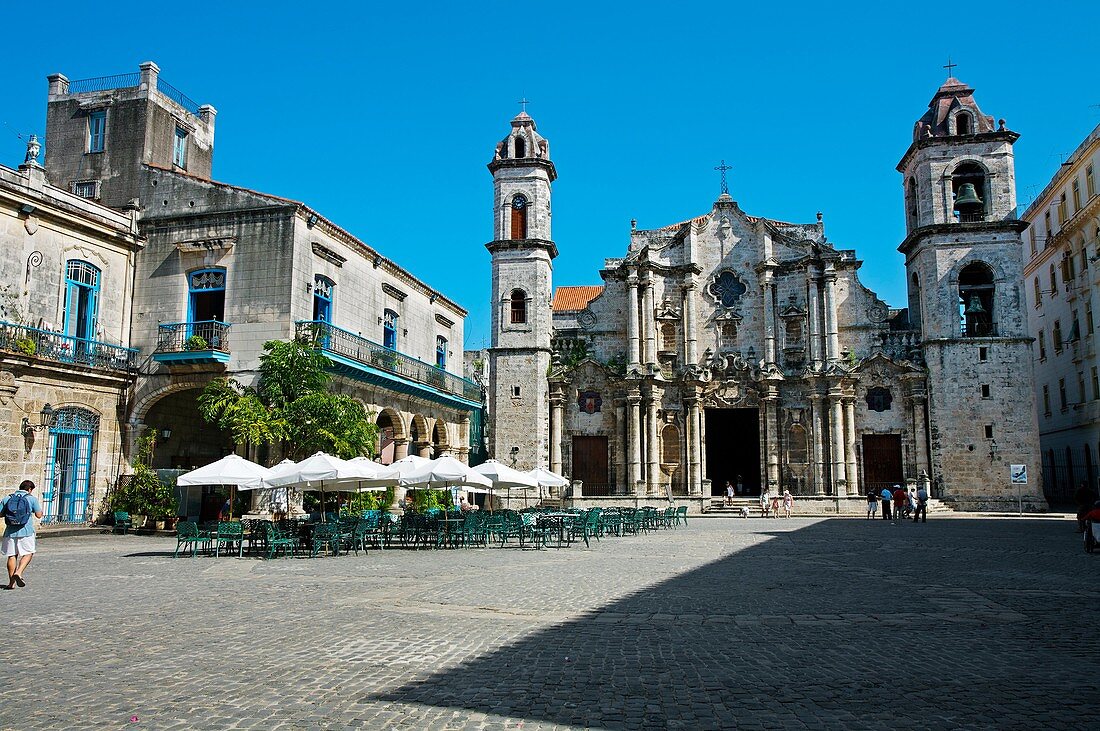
[198,339,378,463]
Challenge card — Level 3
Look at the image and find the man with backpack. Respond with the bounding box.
[1,480,44,589]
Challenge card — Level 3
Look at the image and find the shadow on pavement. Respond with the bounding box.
[373,518,1099,729]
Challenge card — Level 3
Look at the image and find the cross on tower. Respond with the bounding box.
[714,160,732,195]
[517,97,530,113]
[943,57,957,78]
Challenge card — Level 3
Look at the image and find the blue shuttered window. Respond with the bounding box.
[88,111,106,153]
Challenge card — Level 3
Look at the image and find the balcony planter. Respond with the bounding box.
[184,335,209,351]
[13,337,36,356]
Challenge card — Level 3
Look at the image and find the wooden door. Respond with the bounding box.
[572,436,609,495]
[861,434,903,493]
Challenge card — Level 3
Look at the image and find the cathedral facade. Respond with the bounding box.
[487,79,1045,511]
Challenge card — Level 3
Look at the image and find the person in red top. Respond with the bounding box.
[892,485,908,522]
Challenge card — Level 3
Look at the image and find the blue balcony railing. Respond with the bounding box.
[295,320,482,403]
[155,321,231,354]
[0,320,137,373]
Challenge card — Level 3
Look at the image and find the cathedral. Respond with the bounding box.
[486,77,1045,511]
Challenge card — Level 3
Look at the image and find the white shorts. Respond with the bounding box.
[1,535,36,557]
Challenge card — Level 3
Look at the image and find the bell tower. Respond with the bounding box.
[486,110,557,470]
[897,75,1043,510]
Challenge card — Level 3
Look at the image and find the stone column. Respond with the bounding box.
[550,390,564,475]
[830,395,847,494]
[808,266,822,369]
[911,395,930,478]
[844,397,858,496]
[417,442,431,458]
[458,416,471,464]
[764,395,780,491]
[823,263,840,361]
[646,387,661,495]
[682,275,699,365]
[643,272,656,366]
[614,399,626,489]
[762,269,777,364]
[627,272,641,368]
[455,446,470,465]
[393,438,409,461]
[685,397,702,496]
[810,394,825,494]
[627,390,642,495]
[699,404,707,480]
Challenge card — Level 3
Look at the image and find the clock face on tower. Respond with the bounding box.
[512,196,527,210]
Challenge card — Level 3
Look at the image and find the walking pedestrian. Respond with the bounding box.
[760,488,771,517]
[892,485,908,522]
[770,493,780,518]
[866,489,878,519]
[782,490,794,518]
[913,483,929,523]
[880,486,893,521]
[1,480,44,590]
[725,481,734,507]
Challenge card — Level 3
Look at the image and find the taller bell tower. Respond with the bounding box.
[486,111,557,470]
[898,76,1043,510]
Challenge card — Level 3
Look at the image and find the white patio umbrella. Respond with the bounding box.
[474,459,539,508]
[526,467,570,505]
[388,454,431,476]
[264,452,396,520]
[177,454,272,490]
[399,456,493,488]
[177,454,272,520]
[346,457,401,492]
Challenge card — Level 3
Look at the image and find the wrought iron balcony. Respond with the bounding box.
[0,320,137,373]
[154,321,231,364]
[296,320,482,405]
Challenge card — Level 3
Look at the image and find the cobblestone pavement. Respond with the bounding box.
[2,517,1098,730]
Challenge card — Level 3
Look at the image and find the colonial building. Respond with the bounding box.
[1021,121,1100,505]
[0,138,142,522]
[487,78,1044,511]
[28,62,481,521]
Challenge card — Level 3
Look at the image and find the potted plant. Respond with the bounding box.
[184,335,209,351]
[13,337,36,356]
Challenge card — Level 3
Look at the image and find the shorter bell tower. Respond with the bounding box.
[486,111,557,470]
[897,76,1043,510]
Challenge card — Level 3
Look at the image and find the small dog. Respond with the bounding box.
[739,506,750,518]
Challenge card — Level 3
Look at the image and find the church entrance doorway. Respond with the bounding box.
[572,435,610,496]
[705,408,760,496]
[862,434,903,494]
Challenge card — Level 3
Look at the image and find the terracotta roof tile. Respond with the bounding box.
[552,285,604,312]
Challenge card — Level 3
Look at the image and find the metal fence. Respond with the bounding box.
[0,320,137,372]
[157,79,203,116]
[67,73,141,94]
[155,321,231,354]
[295,320,483,403]
[1042,452,1094,508]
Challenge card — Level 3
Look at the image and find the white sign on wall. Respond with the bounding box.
[1010,464,1028,484]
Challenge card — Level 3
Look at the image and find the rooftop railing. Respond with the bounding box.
[0,320,137,373]
[67,73,141,94]
[65,73,202,116]
[296,320,482,403]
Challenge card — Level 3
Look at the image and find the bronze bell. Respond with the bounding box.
[953,183,983,211]
[964,294,986,315]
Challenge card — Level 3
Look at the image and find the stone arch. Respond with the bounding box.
[375,407,406,464]
[410,414,431,458]
[130,375,220,425]
[432,418,451,457]
[660,423,684,495]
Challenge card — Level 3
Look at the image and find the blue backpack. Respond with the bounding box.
[2,492,32,529]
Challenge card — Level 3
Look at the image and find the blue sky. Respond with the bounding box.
[3,1,1098,349]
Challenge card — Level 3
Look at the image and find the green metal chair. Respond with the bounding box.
[676,505,688,526]
[311,522,343,557]
[214,521,244,557]
[263,522,297,558]
[113,511,133,534]
[173,521,207,557]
